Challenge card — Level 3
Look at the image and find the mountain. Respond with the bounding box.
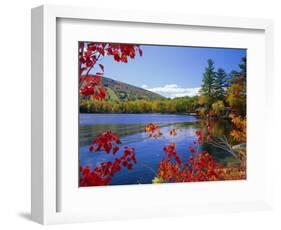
[101,76,165,101]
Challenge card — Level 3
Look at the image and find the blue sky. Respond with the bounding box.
[89,45,246,98]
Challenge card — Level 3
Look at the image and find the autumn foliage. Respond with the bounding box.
[229,113,246,143]
[80,133,136,186]
[79,43,246,186]
[88,131,121,154]
[79,42,142,100]
[153,128,246,183]
[145,123,163,138]
[169,128,177,136]
[79,42,142,186]
[80,146,136,186]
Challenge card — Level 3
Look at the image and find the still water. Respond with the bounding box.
[80,113,200,185]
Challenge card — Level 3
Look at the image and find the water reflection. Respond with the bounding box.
[80,114,200,185]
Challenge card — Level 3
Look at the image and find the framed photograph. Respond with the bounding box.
[31,5,274,225]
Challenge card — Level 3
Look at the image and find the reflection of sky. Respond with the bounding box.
[80,113,197,126]
[79,118,199,185]
[86,44,246,98]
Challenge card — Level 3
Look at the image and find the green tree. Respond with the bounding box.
[229,56,247,83]
[239,57,247,76]
[214,68,228,100]
[200,59,216,107]
[226,56,247,116]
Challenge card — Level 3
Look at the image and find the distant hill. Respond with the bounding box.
[101,76,165,101]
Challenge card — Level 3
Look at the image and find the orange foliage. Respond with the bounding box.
[155,132,246,183]
[230,113,246,143]
[145,123,162,138]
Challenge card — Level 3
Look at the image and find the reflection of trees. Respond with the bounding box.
[80,121,199,146]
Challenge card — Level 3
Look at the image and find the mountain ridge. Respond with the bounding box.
[101,76,165,101]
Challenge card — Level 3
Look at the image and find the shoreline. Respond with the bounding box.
[80,112,198,116]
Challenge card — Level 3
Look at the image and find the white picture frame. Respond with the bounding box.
[31,4,274,225]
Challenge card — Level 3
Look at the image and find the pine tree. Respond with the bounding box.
[226,57,247,116]
[200,59,216,106]
[230,56,247,82]
[214,68,228,100]
[239,57,247,76]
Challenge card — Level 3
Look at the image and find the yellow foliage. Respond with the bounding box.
[226,82,246,108]
[198,107,207,117]
[152,177,163,184]
[198,95,207,105]
[211,100,225,114]
[230,114,246,143]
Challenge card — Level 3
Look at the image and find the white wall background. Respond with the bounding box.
[0,0,280,229]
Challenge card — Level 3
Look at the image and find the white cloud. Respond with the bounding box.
[144,84,200,98]
[141,84,148,89]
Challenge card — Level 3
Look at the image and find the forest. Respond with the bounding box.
[80,57,246,120]
[78,42,247,186]
[80,96,199,114]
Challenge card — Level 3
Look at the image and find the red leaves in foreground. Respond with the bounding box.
[157,141,221,182]
[145,123,162,138]
[155,129,246,183]
[79,42,142,99]
[184,151,219,182]
[80,131,137,186]
[169,128,177,136]
[80,146,136,186]
[189,145,197,153]
[79,74,106,100]
[163,143,182,164]
[88,131,121,154]
[145,125,177,138]
[108,44,142,62]
[195,128,204,144]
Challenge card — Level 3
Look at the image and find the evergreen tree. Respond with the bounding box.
[229,57,247,82]
[226,57,247,116]
[214,68,228,100]
[239,57,247,76]
[200,59,216,106]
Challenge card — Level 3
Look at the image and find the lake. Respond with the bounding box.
[79,113,200,185]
